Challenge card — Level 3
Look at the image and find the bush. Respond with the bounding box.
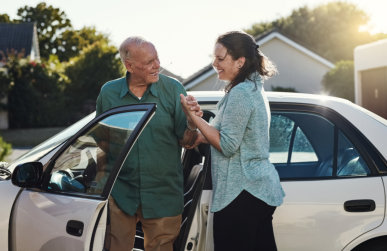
[0,53,68,128]
[322,61,354,102]
[271,86,297,92]
[64,41,123,122]
[0,136,11,161]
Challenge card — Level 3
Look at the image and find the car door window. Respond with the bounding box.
[47,111,147,196]
[291,126,318,162]
[270,112,370,179]
[337,130,370,176]
[269,115,293,163]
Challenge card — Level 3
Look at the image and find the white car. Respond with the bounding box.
[1,91,386,251]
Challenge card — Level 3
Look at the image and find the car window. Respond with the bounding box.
[47,111,146,196]
[7,113,96,171]
[337,130,370,177]
[269,115,293,163]
[270,111,370,179]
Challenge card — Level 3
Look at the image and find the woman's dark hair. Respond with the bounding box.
[216,31,277,92]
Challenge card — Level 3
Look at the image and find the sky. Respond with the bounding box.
[2,0,387,78]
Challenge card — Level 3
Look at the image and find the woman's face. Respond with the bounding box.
[212,43,242,82]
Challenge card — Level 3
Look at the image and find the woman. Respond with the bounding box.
[180,31,285,251]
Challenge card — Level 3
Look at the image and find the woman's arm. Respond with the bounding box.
[180,94,222,152]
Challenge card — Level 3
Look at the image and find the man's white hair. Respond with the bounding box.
[119,36,150,64]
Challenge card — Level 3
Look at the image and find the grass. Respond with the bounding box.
[0,127,65,148]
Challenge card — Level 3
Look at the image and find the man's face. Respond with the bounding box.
[127,43,160,84]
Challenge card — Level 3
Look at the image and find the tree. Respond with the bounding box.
[2,53,68,128]
[0,136,11,161]
[0,14,11,23]
[246,2,382,62]
[56,26,110,61]
[15,2,72,59]
[64,41,123,122]
[322,60,354,101]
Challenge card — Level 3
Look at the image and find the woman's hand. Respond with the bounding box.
[180,94,203,119]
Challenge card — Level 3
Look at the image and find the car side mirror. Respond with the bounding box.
[12,162,43,188]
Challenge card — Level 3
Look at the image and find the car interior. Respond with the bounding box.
[270,111,369,180]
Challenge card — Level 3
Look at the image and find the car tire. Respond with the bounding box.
[353,237,387,251]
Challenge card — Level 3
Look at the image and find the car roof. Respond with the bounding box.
[188,91,387,159]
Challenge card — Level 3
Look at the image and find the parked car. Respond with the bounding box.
[1,91,386,251]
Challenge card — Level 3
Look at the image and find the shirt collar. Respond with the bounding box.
[119,72,159,98]
[249,72,262,83]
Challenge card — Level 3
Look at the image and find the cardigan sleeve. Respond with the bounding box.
[219,86,253,157]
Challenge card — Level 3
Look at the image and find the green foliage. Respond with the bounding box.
[1,3,121,127]
[246,2,379,62]
[322,60,354,101]
[0,136,11,161]
[15,2,72,59]
[2,53,68,128]
[0,14,11,23]
[56,26,110,61]
[64,41,123,122]
[271,86,297,92]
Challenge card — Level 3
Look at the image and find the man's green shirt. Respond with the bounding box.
[96,73,187,218]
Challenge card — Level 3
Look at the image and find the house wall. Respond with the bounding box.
[261,38,331,94]
[354,39,387,119]
[189,73,226,91]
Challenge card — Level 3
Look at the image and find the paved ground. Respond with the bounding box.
[5,148,31,163]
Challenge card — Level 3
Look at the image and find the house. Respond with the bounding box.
[183,30,334,94]
[160,67,183,83]
[0,22,40,63]
[0,22,40,129]
[354,39,387,119]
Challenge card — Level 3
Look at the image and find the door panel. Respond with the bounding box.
[11,193,105,251]
[11,104,156,251]
[274,177,385,251]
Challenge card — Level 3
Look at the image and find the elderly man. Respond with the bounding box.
[96,36,200,251]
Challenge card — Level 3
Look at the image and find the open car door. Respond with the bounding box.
[10,104,156,251]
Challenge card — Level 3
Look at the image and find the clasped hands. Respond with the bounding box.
[180,94,205,149]
[180,94,202,121]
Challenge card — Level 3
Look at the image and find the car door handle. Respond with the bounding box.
[344,200,375,212]
[66,220,84,236]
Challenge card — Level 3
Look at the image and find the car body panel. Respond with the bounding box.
[0,180,20,251]
[11,193,106,251]
[343,176,387,250]
[274,177,385,250]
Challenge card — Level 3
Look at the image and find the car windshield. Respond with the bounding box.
[7,112,96,171]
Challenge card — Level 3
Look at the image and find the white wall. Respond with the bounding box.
[261,38,332,94]
[354,39,387,105]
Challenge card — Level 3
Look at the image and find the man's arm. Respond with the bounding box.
[179,122,199,148]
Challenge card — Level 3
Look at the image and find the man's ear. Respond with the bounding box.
[125,60,134,73]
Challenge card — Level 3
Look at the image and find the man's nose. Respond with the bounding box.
[154,59,160,69]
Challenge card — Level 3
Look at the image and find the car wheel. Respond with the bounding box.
[353,237,387,251]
